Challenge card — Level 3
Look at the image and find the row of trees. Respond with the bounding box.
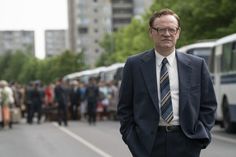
[0,51,86,84]
[97,0,236,66]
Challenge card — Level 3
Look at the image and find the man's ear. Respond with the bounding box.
[176,27,181,39]
[149,28,153,38]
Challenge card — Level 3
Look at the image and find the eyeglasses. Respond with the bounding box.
[151,27,179,35]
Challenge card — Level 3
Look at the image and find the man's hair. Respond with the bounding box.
[149,8,180,28]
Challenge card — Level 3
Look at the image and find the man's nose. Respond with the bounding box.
[162,29,171,36]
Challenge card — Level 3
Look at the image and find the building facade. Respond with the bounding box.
[68,0,112,67]
[0,30,35,55]
[67,0,153,67]
[45,30,67,57]
[112,0,153,31]
[111,0,134,32]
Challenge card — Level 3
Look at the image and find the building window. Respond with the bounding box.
[94,8,98,12]
[221,43,233,72]
[113,8,133,14]
[113,18,131,24]
[94,29,98,33]
[95,49,99,53]
[94,19,98,23]
[78,27,88,34]
[94,39,98,43]
[94,0,97,2]
[232,42,236,70]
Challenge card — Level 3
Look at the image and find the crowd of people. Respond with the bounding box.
[0,77,120,130]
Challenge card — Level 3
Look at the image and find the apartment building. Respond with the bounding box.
[0,30,35,55]
[68,0,112,67]
[68,0,153,67]
[112,0,153,31]
[45,30,67,57]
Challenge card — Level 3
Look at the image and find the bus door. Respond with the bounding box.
[212,45,223,121]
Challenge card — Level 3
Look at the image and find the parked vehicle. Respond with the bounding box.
[178,35,236,133]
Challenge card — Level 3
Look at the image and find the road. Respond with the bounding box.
[0,120,236,157]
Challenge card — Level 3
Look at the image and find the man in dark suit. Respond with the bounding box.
[117,8,217,157]
[86,77,99,125]
[69,81,81,120]
[54,79,68,126]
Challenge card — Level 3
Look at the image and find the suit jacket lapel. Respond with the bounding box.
[176,52,192,119]
[140,49,159,112]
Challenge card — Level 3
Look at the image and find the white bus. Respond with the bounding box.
[210,33,236,133]
[63,66,107,84]
[177,40,216,64]
[63,63,125,85]
[178,36,236,133]
[100,63,125,83]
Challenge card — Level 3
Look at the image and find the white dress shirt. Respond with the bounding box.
[155,50,180,126]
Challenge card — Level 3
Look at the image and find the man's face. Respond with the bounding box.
[149,15,180,55]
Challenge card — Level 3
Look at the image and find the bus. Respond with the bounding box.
[209,33,236,133]
[100,63,125,83]
[177,40,216,64]
[63,66,107,84]
[178,36,236,133]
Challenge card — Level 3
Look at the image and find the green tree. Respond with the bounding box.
[0,50,86,84]
[96,34,115,66]
[3,51,30,82]
[18,57,39,83]
[35,51,86,83]
[99,0,236,63]
[0,52,12,80]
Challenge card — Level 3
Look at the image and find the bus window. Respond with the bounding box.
[114,67,123,81]
[232,42,236,71]
[186,48,212,65]
[209,47,215,73]
[221,43,233,72]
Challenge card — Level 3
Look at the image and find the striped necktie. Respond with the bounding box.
[160,58,173,123]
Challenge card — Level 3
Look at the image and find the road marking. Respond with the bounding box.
[52,123,112,157]
[213,134,236,144]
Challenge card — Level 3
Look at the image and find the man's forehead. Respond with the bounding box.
[153,15,178,26]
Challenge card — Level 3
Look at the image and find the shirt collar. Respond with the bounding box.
[155,50,176,67]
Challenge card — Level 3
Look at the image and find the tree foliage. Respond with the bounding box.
[2,0,236,82]
[98,0,236,64]
[0,50,86,84]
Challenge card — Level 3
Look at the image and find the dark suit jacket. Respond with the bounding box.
[117,49,217,157]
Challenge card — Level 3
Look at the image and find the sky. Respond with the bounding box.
[0,0,68,59]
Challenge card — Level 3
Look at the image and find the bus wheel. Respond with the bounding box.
[222,99,236,133]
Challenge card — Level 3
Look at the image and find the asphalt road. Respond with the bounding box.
[0,120,235,157]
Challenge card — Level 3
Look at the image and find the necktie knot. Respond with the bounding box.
[162,58,168,66]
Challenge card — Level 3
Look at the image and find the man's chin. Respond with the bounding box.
[161,44,173,49]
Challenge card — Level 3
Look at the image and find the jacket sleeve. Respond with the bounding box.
[198,59,217,148]
[117,58,149,157]
[117,58,134,142]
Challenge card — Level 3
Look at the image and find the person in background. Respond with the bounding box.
[69,80,81,120]
[44,83,54,121]
[25,82,33,124]
[79,82,87,120]
[117,8,217,157]
[0,80,14,129]
[107,80,119,120]
[98,81,109,120]
[54,79,68,126]
[85,77,99,125]
[30,82,43,124]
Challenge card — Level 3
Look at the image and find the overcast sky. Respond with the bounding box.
[0,0,68,59]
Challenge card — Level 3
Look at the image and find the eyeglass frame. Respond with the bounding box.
[150,26,180,35]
